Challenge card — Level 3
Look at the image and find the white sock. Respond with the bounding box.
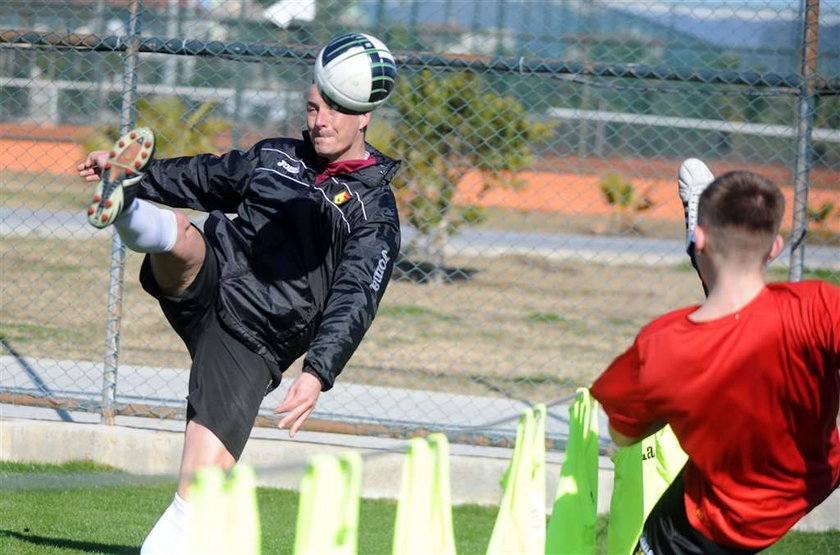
[140,492,190,554]
[114,199,178,253]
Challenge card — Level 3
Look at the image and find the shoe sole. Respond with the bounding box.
[678,158,714,247]
[87,127,156,228]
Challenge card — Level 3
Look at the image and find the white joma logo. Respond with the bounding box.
[370,249,390,292]
[277,159,299,173]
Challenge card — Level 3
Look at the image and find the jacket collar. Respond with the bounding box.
[301,131,401,188]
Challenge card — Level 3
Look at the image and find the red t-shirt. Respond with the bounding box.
[590,281,840,550]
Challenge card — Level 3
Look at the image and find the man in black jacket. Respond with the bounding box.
[77,79,400,552]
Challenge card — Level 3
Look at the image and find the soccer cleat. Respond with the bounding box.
[678,158,715,249]
[86,127,155,228]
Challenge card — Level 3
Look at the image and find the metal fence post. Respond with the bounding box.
[788,0,820,281]
[231,0,247,150]
[100,0,143,425]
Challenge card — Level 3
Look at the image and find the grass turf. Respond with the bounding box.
[1,461,837,554]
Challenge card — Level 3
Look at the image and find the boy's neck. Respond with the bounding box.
[690,269,767,322]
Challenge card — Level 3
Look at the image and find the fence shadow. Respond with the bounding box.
[393,256,479,284]
[0,529,137,554]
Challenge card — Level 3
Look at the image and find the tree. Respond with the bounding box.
[386,70,554,284]
[807,201,838,242]
[80,96,231,158]
[598,173,654,234]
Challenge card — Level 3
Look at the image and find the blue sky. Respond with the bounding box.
[601,0,839,24]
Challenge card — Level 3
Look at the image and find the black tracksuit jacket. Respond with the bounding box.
[135,134,401,390]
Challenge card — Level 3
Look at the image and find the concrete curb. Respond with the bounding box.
[0,409,612,512]
[2,407,837,532]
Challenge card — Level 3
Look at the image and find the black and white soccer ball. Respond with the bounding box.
[314,33,397,114]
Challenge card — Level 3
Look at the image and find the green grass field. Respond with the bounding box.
[1,461,837,554]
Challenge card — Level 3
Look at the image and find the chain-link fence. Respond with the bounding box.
[2,0,838,447]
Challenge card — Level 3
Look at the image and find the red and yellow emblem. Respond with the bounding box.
[333,191,351,205]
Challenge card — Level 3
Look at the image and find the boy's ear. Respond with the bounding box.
[693,225,707,252]
[767,234,784,261]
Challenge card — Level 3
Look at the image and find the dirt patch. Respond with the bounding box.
[1,141,837,406]
[1,234,704,404]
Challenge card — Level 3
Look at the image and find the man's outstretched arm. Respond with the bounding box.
[301,217,400,391]
[272,217,400,437]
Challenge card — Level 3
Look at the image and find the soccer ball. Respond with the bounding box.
[314,33,397,114]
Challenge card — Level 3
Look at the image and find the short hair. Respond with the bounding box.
[697,171,785,261]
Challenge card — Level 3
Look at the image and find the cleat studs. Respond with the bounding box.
[130,132,137,139]
[118,140,125,147]
[125,169,133,175]
[144,141,152,148]
[104,162,111,169]
[134,160,142,169]
[101,214,109,223]
[141,152,148,159]
[87,206,95,215]
[109,150,116,158]
[104,200,112,208]
[93,195,101,202]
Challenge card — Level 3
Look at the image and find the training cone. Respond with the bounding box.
[225,464,261,555]
[606,426,687,554]
[486,404,547,555]
[186,467,227,554]
[293,452,363,555]
[546,388,600,555]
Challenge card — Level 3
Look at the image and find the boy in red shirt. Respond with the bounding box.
[590,169,840,553]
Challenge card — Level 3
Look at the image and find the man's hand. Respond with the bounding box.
[609,424,642,447]
[608,421,665,447]
[274,372,322,438]
[77,151,110,182]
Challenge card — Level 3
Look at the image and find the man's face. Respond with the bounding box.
[306,84,371,163]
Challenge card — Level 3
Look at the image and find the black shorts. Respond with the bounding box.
[639,472,757,555]
[139,229,282,460]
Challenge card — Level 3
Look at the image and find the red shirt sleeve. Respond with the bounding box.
[590,339,659,438]
[815,282,840,358]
